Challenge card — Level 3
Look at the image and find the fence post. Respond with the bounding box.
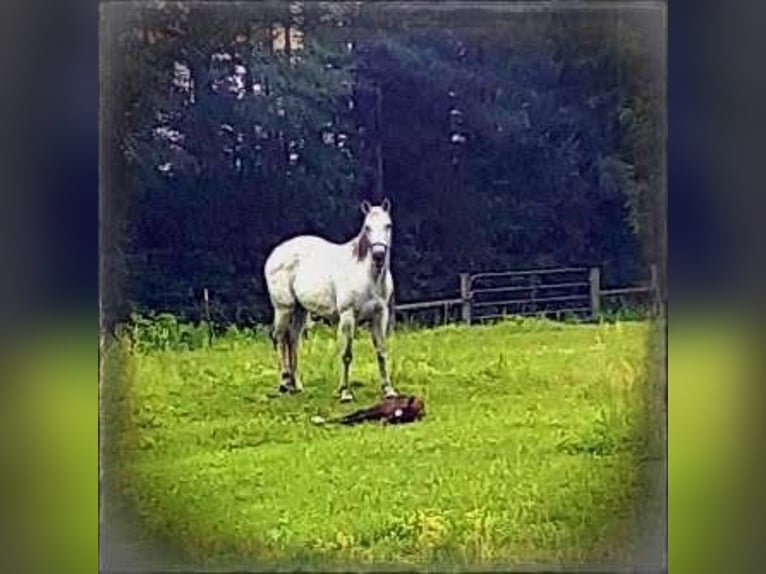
[203,288,212,347]
[459,273,472,325]
[589,267,601,321]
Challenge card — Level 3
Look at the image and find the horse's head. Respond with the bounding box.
[359,198,392,272]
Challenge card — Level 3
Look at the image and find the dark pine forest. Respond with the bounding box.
[101,2,664,329]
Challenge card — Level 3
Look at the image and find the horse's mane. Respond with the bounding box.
[351,229,370,261]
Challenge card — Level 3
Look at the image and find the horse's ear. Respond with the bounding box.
[360,200,372,215]
[381,197,391,212]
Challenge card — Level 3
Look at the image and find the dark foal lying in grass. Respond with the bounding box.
[311,395,425,426]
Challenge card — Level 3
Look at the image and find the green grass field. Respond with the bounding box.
[105,318,657,569]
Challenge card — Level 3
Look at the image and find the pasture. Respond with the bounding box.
[105,318,655,569]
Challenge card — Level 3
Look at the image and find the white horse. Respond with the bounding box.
[263,198,397,402]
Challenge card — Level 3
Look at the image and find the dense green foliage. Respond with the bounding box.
[105,318,653,568]
[102,3,664,328]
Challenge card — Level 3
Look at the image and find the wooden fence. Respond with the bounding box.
[394,265,660,325]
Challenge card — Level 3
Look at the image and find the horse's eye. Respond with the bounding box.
[385,224,392,231]
[365,225,371,233]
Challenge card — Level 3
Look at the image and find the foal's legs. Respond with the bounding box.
[336,309,356,402]
[371,306,397,398]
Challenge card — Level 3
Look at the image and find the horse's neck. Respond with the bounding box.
[370,264,389,287]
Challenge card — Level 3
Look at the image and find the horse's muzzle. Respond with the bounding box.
[371,244,387,267]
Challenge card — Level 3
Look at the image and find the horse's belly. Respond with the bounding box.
[292,264,337,318]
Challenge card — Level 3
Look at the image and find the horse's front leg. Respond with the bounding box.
[336,310,356,402]
[371,306,397,399]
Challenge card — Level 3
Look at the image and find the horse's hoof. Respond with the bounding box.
[383,387,399,399]
[339,390,354,403]
[279,372,297,394]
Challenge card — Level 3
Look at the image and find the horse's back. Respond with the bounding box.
[265,235,342,312]
[265,235,334,272]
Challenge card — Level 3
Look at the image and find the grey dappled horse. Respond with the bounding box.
[264,199,397,402]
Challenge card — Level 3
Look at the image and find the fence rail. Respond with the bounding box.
[470,280,590,296]
[476,306,592,321]
[468,267,587,284]
[600,285,652,297]
[393,298,463,311]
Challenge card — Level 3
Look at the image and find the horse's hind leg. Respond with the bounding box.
[272,306,295,393]
[287,306,307,392]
